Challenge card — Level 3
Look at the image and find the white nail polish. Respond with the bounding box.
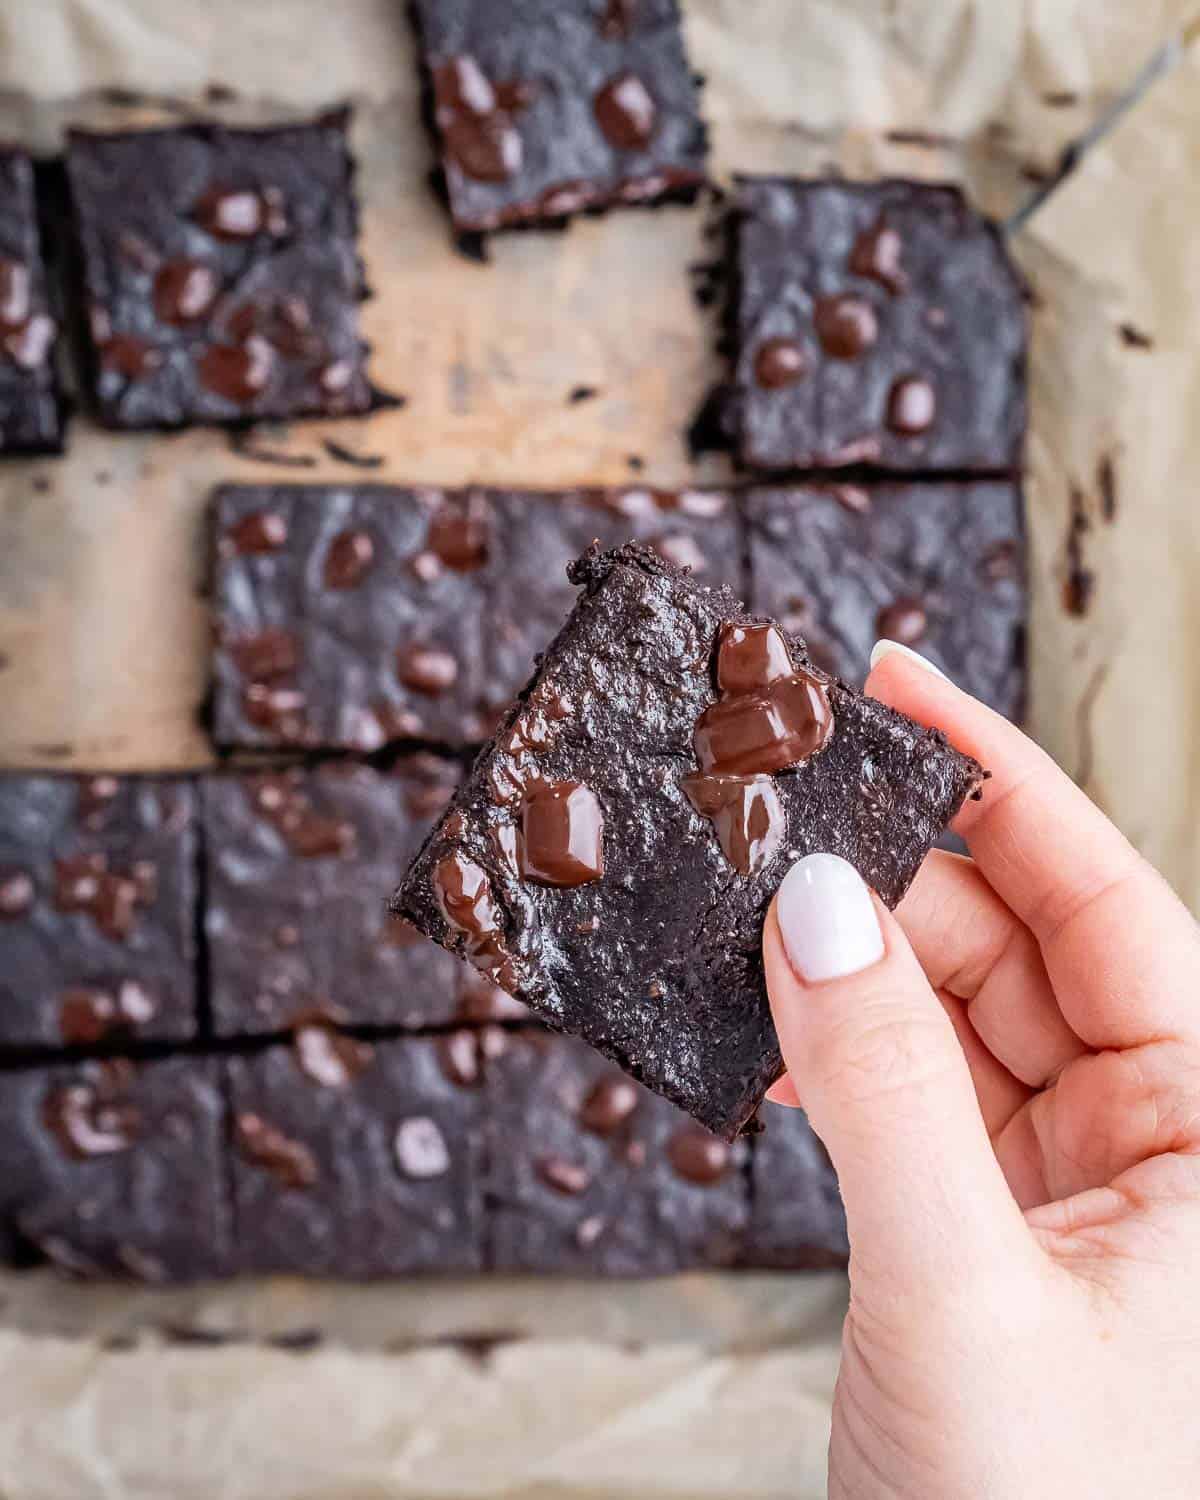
[868,638,949,680]
[776,853,884,983]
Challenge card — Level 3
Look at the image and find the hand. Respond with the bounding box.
[763,643,1200,1499]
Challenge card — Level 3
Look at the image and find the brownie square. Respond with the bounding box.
[487,1030,748,1274]
[226,1031,486,1276]
[744,481,1026,718]
[210,483,740,752]
[0,148,63,454]
[0,774,198,1049]
[412,0,708,245]
[202,757,463,1036]
[65,112,370,430]
[744,1103,847,1269]
[0,1056,230,1279]
[393,545,984,1140]
[723,178,1026,473]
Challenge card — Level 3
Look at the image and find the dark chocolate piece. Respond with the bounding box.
[225,1034,486,1276]
[412,0,708,242]
[723,178,1026,473]
[394,545,985,1139]
[0,1057,230,1279]
[202,757,462,1036]
[65,113,370,429]
[0,774,198,1048]
[210,483,740,752]
[743,1102,848,1269]
[0,148,64,454]
[487,1031,747,1274]
[744,481,1026,717]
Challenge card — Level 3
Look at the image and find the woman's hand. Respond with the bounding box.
[764,643,1200,1499]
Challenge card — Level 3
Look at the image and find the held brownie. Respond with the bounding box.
[202,758,464,1036]
[744,481,1026,717]
[720,178,1027,474]
[0,774,199,1049]
[744,1104,848,1270]
[0,148,63,454]
[0,1056,230,1279]
[487,1030,748,1274]
[393,545,985,1139]
[411,0,708,248]
[210,482,739,752]
[225,1031,486,1276]
[65,112,370,430]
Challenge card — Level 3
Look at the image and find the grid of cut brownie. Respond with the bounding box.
[718,177,1027,475]
[412,0,709,245]
[64,112,371,430]
[0,148,63,454]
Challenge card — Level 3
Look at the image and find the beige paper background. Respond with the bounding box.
[0,2,1197,1496]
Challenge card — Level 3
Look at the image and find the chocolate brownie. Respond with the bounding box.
[65,112,370,430]
[0,774,198,1049]
[720,178,1026,473]
[0,148,63,453]
[225,1031,486,1276]
[210,483,739,752]
[744,482,1026,717]
[743,1103,847,1269]
[202,757,463,1036]
[0,1056,230,1279]
[412,0,708,247]
[393,545,985,1139]
[487,1030,748,1274]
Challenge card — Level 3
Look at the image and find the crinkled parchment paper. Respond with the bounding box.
[0,2,1197,1496]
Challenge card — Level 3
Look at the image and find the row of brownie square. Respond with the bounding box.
[0,1029,845,1281]
[0,761,476,1050]
[0,112,372,455]
[209,479,1027,758]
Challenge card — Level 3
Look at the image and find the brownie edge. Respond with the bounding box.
[392,544,985,1139]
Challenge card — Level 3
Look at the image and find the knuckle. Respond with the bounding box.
[815,1000,958,1110]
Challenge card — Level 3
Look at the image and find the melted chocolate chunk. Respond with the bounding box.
[433,853,517,987]
[153,260,219,325]
[425,494,490,572]
[876,598,928,647]
[397,644,460,695]
[249,774,356,859]
[77,775,120,827]
[227,509,288,554]
[754,337,807,389]
[594,72,657,150]
[435,55,526,183]
[579,1076,640,1135]
[518,780,605,887]
[198,336,275,404]
[436,1028,483,1088]
[0,869,34,917]
[394,1115,451,1178]
[194,185,287,240]
[599,0,635,38]
[668,1125,730,1185]
[887,375,937,435]
[0,256,31,327]
[235,1112,318,1189]
[293,1022,375,1088]
[323,528,376,589]
[242,683,307,738]
[650,532,707,573]
[693,622,834,779]
[45,1078,139,1160]
[229,627,298,681]
[60,980,156,1045]
[681,772,784,877]
[814,294,878,359]
[99,333,161,381]
[53,853,145,941]
[849,220,907,294]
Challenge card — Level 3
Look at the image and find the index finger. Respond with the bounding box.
[867,644,1200,1051]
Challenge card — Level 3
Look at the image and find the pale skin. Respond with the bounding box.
[764,647,1200,1499]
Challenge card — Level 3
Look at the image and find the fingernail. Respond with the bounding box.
[869,638,949,680]
[777,853,884,983]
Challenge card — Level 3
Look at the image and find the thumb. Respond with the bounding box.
[765,853,1030,1294]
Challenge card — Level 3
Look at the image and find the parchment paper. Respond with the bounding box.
[0,2,1197,1496]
